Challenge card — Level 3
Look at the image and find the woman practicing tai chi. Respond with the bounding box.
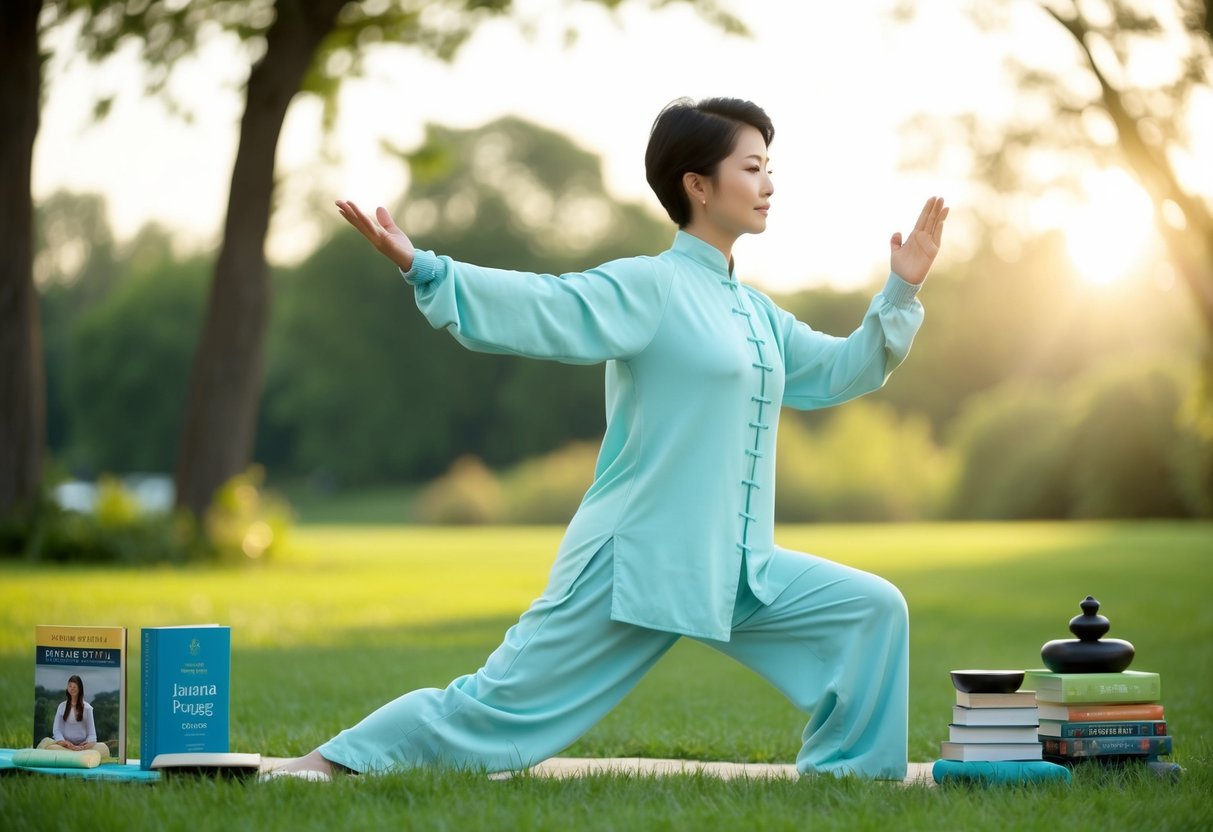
[273,97,948,781]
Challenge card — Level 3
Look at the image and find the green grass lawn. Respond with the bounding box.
[2,522,1211,830]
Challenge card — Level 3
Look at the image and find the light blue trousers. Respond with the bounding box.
[319,540,909,779]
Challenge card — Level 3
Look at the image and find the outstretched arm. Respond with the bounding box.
[889,196,949,285]
[334,199,673,364]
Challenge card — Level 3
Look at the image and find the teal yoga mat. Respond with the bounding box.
[0,749,161,783]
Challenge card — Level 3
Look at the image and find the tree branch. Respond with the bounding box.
[1043,2,1213,331]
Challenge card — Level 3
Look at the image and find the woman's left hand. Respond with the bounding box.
[889,196,949,285]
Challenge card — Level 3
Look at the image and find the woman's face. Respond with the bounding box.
[700,124,774,237]
[67,680,79,699]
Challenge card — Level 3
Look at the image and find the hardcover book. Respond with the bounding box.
[951,705,1039,727]
[954,690,1037,709]
[140,625,231,771]
[33,625,127,763]
[947,724,1041,744]
[939,741,1044,762]
[1038,719,1167,739]
[1024,670,1160,705]
[1035,702,1165,722]
[1042,735,1173,758]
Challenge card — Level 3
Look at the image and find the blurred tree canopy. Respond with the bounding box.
[38,113,1211,520]
[903,0,1212,353]
[12,0,745,525]
[260,116,672,483]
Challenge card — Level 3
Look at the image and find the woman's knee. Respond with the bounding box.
[857,572,908,626]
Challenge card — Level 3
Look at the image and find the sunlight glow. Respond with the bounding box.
[1064,168,1156,286]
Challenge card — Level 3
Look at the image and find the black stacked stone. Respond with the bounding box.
[1040,596,1135,674]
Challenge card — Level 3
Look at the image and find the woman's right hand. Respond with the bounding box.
[335,200,416,271]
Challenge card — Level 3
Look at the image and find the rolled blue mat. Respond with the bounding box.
[932,759,1072,785]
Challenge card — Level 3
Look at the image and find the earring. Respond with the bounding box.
[701,199,706,206]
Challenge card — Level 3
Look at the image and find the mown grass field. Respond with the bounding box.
[2,522,1210,830]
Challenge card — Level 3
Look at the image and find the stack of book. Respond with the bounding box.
[1025,669,1173,764]
[940,687,1043,762]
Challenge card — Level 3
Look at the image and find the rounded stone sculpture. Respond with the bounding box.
[1040,595,1135,673]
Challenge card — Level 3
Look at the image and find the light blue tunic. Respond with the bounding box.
[404,230,923,642]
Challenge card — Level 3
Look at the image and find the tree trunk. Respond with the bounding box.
[174,0,345,518]
[0,0,45,519]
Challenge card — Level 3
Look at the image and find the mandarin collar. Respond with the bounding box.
[672,230,735,278]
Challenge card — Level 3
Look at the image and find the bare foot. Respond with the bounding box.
[275,749,338,777]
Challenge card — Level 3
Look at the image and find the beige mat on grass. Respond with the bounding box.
[263,756,935,785]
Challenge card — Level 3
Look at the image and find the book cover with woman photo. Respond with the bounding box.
[33,625,128,763]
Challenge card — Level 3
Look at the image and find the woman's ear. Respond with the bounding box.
[682,171,708,207]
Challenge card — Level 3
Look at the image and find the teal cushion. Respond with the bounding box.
[932,759,1072,785]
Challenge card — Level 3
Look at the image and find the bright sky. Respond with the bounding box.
[29,0,1206,292]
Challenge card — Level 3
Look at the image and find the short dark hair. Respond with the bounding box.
[645,97,775,227]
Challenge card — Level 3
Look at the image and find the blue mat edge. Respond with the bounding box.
[0,749,160,783]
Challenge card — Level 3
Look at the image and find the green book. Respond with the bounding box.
[1023,670,1160,704]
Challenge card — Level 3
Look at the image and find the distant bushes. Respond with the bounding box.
[414,443,597,525]
[948,359,1212,520]
[413,360,1212,525]
[414,456,505,524]
[0,467,294,564]
[415,407,952,525]
[946,388,1073,520]
[776,403,951,522]
[500,442,598,523]
[2,478,200,565]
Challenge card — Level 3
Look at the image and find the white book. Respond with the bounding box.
[952,705,1039,726]
[948,724,1041,744]
[149,751,261,777]
[939,742,1044,762]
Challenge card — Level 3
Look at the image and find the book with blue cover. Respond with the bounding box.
[1038,719,1167,739]
[140,625,231,771]
[1042,734,1173,759]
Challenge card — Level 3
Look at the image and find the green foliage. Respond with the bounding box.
[44,0,743,127]
[35,129,1208,522]
[947,387,1074,520]
[94,474,141,527]
[875,231,1202,432]
[776,404,951,522]
[948,358,1212,519]
[205,465,295,562]
[4,493,198,565]
[59,243,208,475]
[414,455,504,524]
[32,686,58,745]
[37,191,123,453]
[415,442,599,525]
[501,441,598,523]
[1068,360,1206,518]
[260,116,672,485]
[0,468,293,564]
